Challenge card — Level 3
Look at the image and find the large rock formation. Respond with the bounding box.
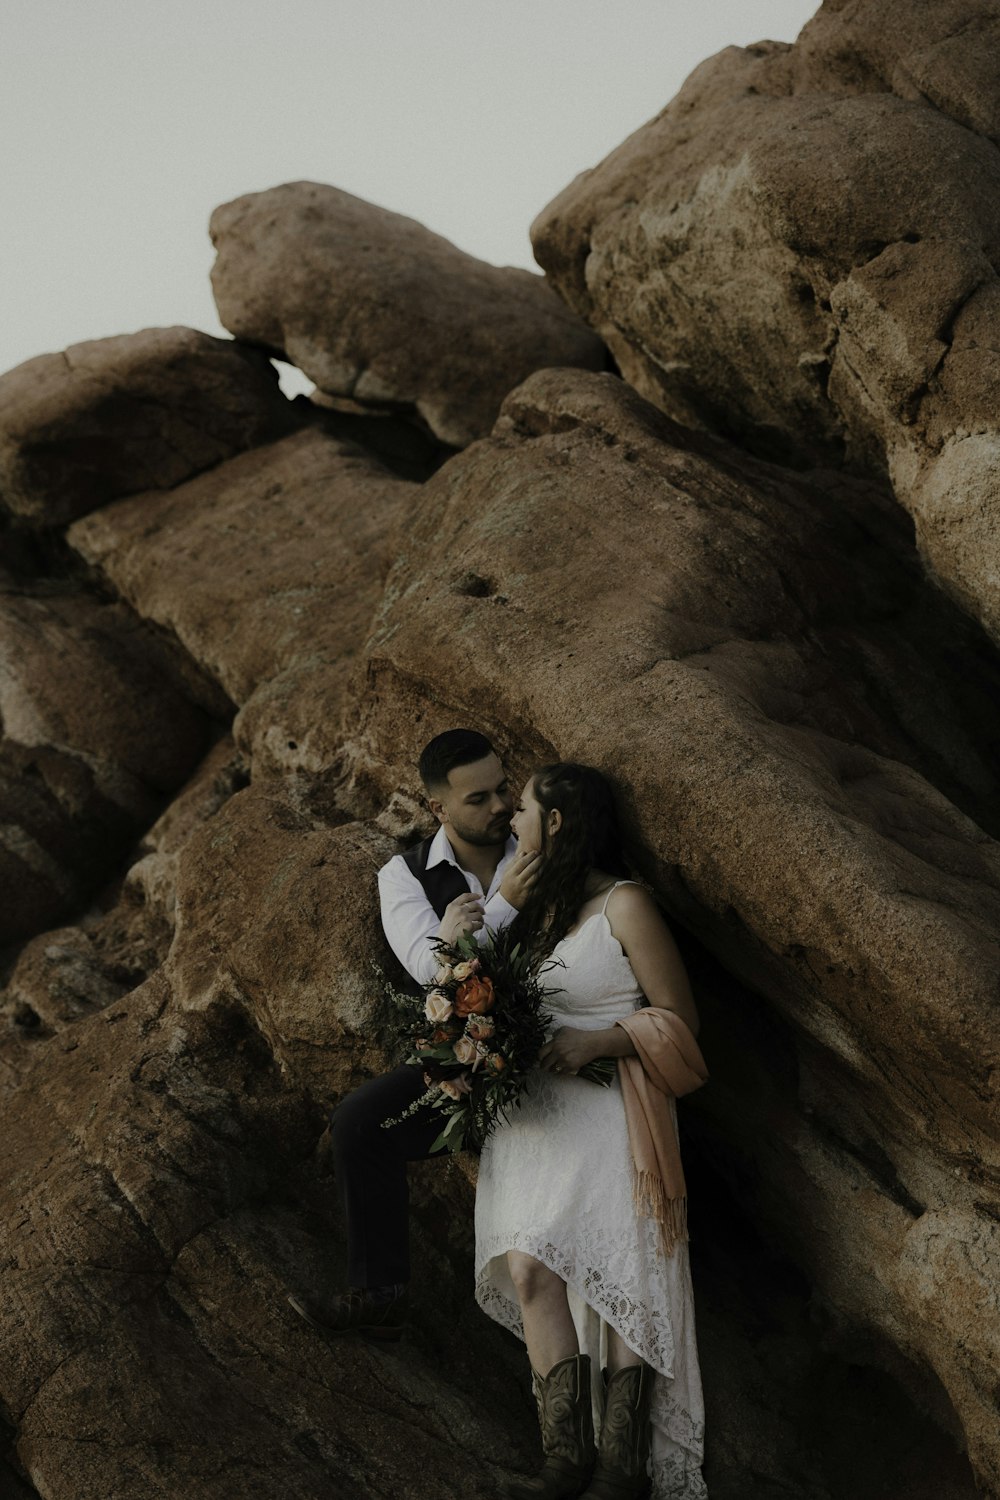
[68,426,416,777]
[0,587,207,943]
[210,181,607,447]
[3,3,999,1495]
[531,0,1000,643]
[0,326,297,527]
[340,365,1000,1489]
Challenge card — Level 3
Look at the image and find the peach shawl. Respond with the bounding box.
[615,1008,709,1257]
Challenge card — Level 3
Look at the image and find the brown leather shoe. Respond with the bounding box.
[286,1283,408,1342]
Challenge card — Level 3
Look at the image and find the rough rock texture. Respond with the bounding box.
[341,367,999,1491]
[68,427,416,778]
[167,783,397,1100]
[209,181,606,447]
[4,9,1000,1493]
[531,0,1000,642]
[0,735,246,1079]
[0,967,531,1500]
[0,587,208,943]
[0,326,297,527]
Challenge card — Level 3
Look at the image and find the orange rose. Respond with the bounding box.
[486,1053,506,1074]
[454,975,496,1017]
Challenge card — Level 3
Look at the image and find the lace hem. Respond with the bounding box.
[476,1233,706,1498]
[651,1444,709,1500]
[477,1223,680,1374]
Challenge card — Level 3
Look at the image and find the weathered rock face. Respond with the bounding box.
[4,9,1000,1495]
[167,780,399,1100]
[67,426,416,777]
[341,367,1000,1490]
[794,0,1000,140]
[0,588,208,943]
[0,734,244,1119]
[531,1,1000,644]
[209,181,607,448]
[1,969,530,1500]
[0,326,297,527]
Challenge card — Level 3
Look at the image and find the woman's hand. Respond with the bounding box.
[539,1027,605,1075]
[499,847,542,910]
[438,893,484,944]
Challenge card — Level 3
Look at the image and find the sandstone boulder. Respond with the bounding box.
[531,6,1000,642]
[166,781,401,1101]
[209,181,606,448]
[67,427,416,777]
[0,326,297,527]
[0,972,530,1500]
[795,0,1000,142]
[0,735,246,1095]
[0,588,207,944]
[340,366,1000,1490]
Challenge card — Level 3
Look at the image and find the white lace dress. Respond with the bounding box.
[474,885,708,1499]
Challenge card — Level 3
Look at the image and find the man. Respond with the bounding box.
[288,729,539,1340]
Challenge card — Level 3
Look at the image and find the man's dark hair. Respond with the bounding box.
[419,729,496,792]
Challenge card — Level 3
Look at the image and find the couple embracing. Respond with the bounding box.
[289,730,709,1500]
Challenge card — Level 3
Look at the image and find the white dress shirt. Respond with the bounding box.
[378,825,519,984]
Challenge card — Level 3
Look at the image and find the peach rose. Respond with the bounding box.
[465,1014,495,1041]
[453,1036,478,1066]
[425,990,454,1023]
[439,1073,473,1100]
[454,975,496,1017]
[452,958,480,981]
[485,1053,506,1074]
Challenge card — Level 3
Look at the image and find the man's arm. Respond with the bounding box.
[378,851,527,986]
[378,858,453,985]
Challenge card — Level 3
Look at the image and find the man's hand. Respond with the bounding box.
[438,892,485,944]
[499,847,542,910]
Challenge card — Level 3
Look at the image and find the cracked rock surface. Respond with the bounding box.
[0,326,298,527]
[342,366,999,1492]
[0,586,208,944]
[3,4,999,1494]
[531,0,1000,643]
[209,180,607,448]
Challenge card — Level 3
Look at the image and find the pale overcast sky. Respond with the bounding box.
[2,0,818,389]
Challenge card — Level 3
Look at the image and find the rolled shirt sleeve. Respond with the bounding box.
[378,847,519,985]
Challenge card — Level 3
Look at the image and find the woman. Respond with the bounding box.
[475,763,708,1500]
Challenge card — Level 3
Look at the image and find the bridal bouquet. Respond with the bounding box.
[382,929,614,1154]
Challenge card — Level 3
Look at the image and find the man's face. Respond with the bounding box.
[432,753,514,848]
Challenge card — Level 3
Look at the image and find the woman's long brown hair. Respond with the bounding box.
[509,762,629,967]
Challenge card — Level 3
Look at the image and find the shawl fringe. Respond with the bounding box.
[633,1168,689,1257]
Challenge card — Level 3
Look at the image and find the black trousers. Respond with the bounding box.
[329,1064,446,1286]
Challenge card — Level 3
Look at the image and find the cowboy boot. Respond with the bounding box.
[579,1363,653,1499]
[503,1352,597,1500]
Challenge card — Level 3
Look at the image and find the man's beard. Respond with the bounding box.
[451,816,510,848]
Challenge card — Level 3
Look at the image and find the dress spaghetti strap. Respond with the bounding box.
[601,879,637,915]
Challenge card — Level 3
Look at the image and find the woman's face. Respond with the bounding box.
[512,777,545,852]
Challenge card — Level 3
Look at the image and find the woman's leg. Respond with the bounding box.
[503,1252,595,1500]
[507,1250,578,1373]
[606,1324,643,1372]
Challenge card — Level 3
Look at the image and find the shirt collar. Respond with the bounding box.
[427,824,517,871]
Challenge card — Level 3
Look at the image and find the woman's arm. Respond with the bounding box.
[608,883,700,1036]
[538,883,699,1073]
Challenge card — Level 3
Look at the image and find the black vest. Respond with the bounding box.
[401,835,472,919]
